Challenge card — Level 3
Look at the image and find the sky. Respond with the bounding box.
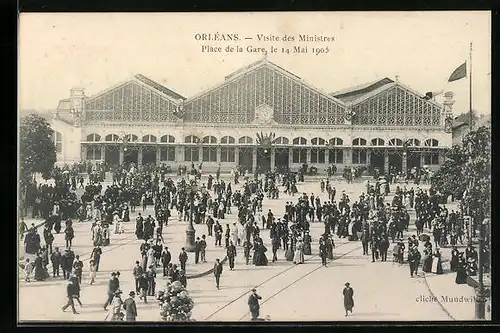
[19,11,491,116]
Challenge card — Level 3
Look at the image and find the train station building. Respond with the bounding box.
[50,58,455,174]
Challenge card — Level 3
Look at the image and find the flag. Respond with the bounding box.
[448,62,467,82]
[422,90,444,100]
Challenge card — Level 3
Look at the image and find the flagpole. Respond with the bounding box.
[469,42,473,131]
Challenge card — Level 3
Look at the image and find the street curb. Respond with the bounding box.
[186,256,228,279]
[422,272,456,320]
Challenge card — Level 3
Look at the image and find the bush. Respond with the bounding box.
[158,281,194,322]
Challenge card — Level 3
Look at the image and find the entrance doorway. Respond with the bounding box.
[406,151,421,172]
[275,148,289,172]
[388,152,402,174]
[370,150,385,175]
[124,148,138,167]
[238,147,253,173]
[257,148,271,174]
[105,145,120,166]
[142,146,157,165]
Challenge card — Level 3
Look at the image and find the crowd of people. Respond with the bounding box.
[19,158,488,320]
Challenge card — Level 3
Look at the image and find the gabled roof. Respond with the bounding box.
[84,74,185,104]
[347,80,442,108]
[186,58,346,106]
[331,78,394,103]
[134,74,186,100]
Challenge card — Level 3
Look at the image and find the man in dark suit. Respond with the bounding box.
[178,248,188,272]
[213,258,223,289]
[103,272,119,310]
[50,247,61,277]
[62,278,79,314]
[248,288,262,320]
[227,241,236,270]
[161,246,171,277]
[194,237,201,264]
[123,291,138,322]
[133,261,143,293]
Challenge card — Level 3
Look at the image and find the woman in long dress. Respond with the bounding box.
[285,239,294,261]
[303,232,312,255]
[422,245,433,273]
[431,248,444,274]
[33,254,47,281]
[106,290,124,321]
[455,255,468,284]
[343,282,354,316]
[293,240,305,264]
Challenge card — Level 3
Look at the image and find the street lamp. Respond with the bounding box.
[184,182,197,252]
[475,218,489,319]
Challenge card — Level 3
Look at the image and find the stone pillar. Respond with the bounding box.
[156,146,161,165]
[216,146,221,163]
[420,151,425,167]
[100,145,106,163]
[345,148,352,166]
[325,148,330,165]
[252,147,257,172]
[384,149,389,174]
[270,147,276,171]
[306,148,311,165]
[289,147,293,166]
[138,146,143,166]
[402,152,408,174]
[199,146,203,163]
[235,146,240,165]
[119,146,124,165]
[177,145,183,163]
[82,146,88,161]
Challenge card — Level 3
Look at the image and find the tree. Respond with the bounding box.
[19,114,57,187]
[431,126,491,224]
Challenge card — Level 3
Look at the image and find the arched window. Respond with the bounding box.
[105,134,120,142]
[407,138,420,146]
[221,136,235,144]
[86,133,101,142]
[292,137,307,145]
[125,134,138,142]
[185,135,201,144]
[238,136,253,144]
[424,139,439,147]
[273,137,289,145]
[311,137,326,145]
[388,138,403,147]
[202,136,217,144]
[160,135,175,143]
[54,131,62,154]
[371,138,385,146]
[328,138,343,146]
[352,138,367,146]
[142,135,157,143]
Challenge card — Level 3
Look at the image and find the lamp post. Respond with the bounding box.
[474,218,489,319]
[184,182,197,252]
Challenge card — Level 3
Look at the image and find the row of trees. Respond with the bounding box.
[431,126,491,225]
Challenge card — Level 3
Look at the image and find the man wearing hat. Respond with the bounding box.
[103,272,120,311]
[248,288,262,321]
[342,282,354,316]
[123,291,138,322]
